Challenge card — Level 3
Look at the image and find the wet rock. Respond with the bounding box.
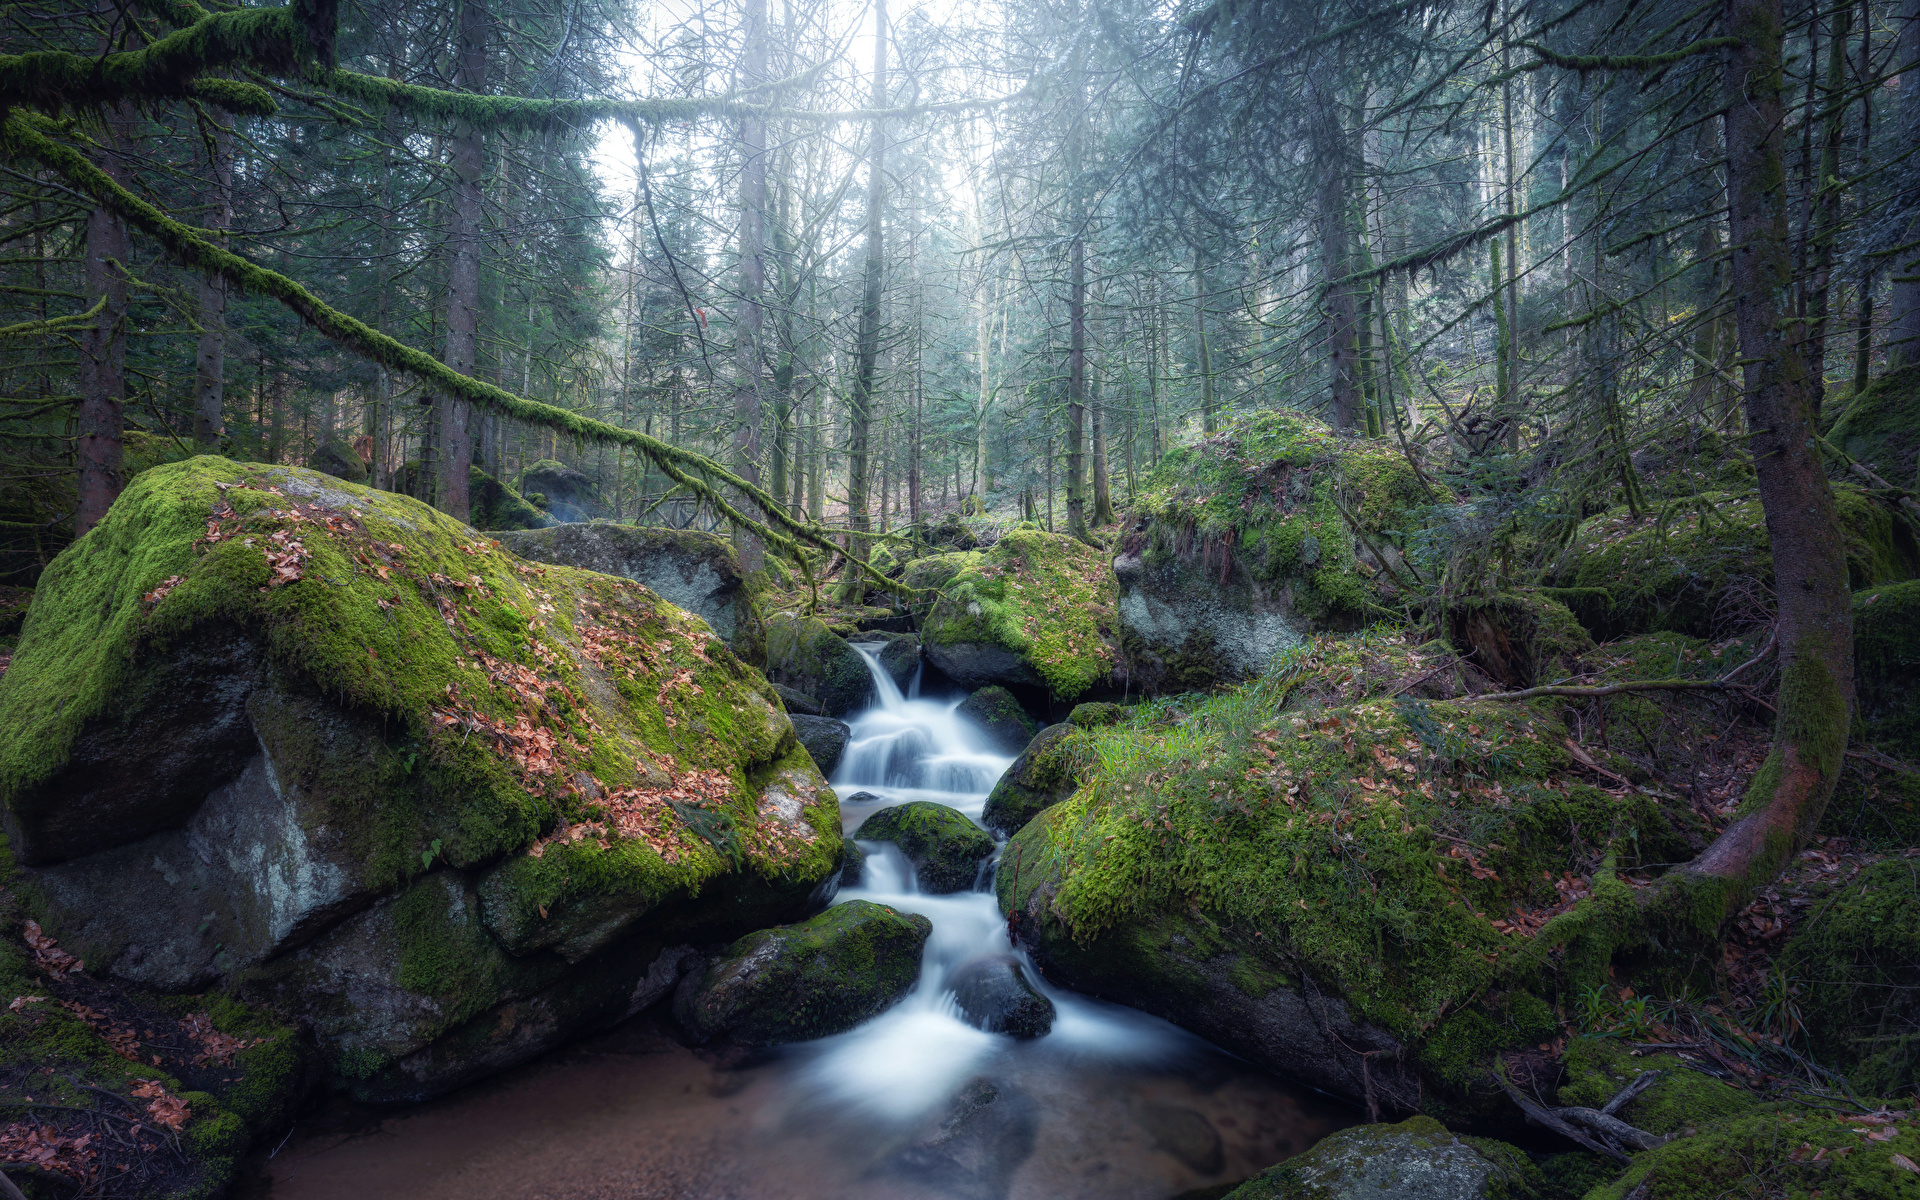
[850,631,920,690]
[790,714,851,776]
[674,899,931,1044]
[980,725,1081,836]
[517,458,607,523]
[765,614,872,716]
[497,522,762,658]
[773,684,823,716]
[842,791,883,806]
[948,955,1054,1038]
[840,840,868,885]
[1223,1115,1539,1199]
[956,686,1038,755]
[885,1077,1038,1200]
[856,802,996,894]
[1137,1104,1224,1175]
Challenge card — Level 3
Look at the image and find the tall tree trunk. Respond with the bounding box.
[1313,94,1360,430]
[1067,233,1088,539]
[192,112,232,449]
[731,0,769,572]
[436,0,487,521]
[1192,250,1216,435]
[1803,1,1851,417]
[77,101,134,537]
[847,0,887,544]
[1889,0,1920,367]
[1667,0,1854,919]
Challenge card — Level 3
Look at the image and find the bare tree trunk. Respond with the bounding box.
[1191,250,1216,435]
[1313,93,1360,430]
[436,0,487,521]
[730,0,769,572]
[77,101,134,537]
[1067,232,1088,539]
[1667,0,1854,919]
[192,112,232,449]
[847,0,887,544]
[1804,1,1851,416]
[1888,0,1920,367]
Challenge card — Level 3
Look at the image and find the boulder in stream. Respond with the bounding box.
[851,630,920,690]
[0,458,840,1102]
[790,714,851,776]
[948,955,1054,1038]
[1222,1115,1538,1200]
[673,899,931,1044]
[855,802,996,894]
[764,613,872,716]
[980,724,1083,836]
[955,686,1038,755]
[885,1076,1038,1200]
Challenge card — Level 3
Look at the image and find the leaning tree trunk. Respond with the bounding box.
[436,0,488,521]
[1662,0,1855,926]
[76,101,134,537]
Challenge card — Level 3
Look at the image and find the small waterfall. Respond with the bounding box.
[832,644,1013,819]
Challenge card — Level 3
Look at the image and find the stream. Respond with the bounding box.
[262,647,1354,1200]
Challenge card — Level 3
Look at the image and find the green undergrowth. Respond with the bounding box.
[997,626,1702,1048]
[920,528,1118,700]
[1130,409,1428,626]
[0,457,835,916]
[1550,484,1919,639]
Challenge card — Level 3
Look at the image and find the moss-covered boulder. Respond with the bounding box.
[1548,484,1918,639]
[1440,591,1594,690]
[790,714,851,776]
[673,899,931,1044]
[856,802,997,893]
[1067,701,1124,728]
[1116,410,1427,695]
[996,632,1707,1115]
[469,467,546,532]
[1225,1115,1539,1200]
[980,724,1083,835]
[765,613,872,716]
[1853,581,1920,760]
[858,631,921,691]
[956,685,1039,755]
[0,458,839,1100]
[497,522,764,661]
[308,438,368,483]
[517,458,607,523]
[948,954,1054,1038]
[1828,365,1920,489]
[919,529,1118,702]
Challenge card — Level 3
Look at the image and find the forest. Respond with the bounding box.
[0,0,1917,1191]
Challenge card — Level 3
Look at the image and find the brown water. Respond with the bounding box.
[263,1012,1353,1200]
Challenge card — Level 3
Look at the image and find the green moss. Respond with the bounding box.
[1068,702,1125,728]
[1777,857,1920,1091]
[920,529,1118,701]
[1852,582,1920,760]
[982,723,1089,835]
[1589,1105,1920,1200]
[469,466,546,531]
[1225,1115,1542,1199]
[1557,1039,1753,1136]
[763,612,869,715]
[856,801,995,893]
[1828,364,1920,489]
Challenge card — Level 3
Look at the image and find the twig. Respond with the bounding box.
[1470,678,1729,703]
[1601,1068,1663,1114]
[1492,1061,1632,1164]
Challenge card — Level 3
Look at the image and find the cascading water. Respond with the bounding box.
[265,642,1351,1200]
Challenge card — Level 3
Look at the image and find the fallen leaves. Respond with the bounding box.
[23,920,79,976]
[180,1012,263,1067]
[130,1081,189,1131]
[0,1121,96,1180]
[141,575,184,606]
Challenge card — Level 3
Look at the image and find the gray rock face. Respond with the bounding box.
[850,632,920,690]
[955,686,1038,755]
[772,684,823,716]
[980,725,1079,836]
[856,802,996,894]
[948,955,1054,1038]
[924,640,1045,693]
[1224,1115,1533,1200]
[1114,542,1304,693]
[496,523,760,656]
[673,899,932,1044]
[790,714,851,776]
[517,459,607,523]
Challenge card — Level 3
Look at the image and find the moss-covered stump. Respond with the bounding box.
[980,724,1084,836]
[469,467,546,532]
[0,458,839,1101]
[856,802,997,894]
[957,685,1039,755]
[673,899,931,1044]
[497,522,764,662]
[517,458,607,523]
[995,631,1708,1116]
[1548,483,1918,639]
[1440,592,1594,690]
[790,714,851,776]
[1224,1115,1539,1200]
[1116,410,1426,694]
[764,613,873,717]
[948,954,1054,1038]
[1853,582,1920,761]
[919,528,1118,703]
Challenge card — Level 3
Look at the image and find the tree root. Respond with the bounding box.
[1493,1060,1666,1163]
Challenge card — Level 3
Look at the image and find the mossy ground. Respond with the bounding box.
[920,528,1120,701]
[1851,581,1920,761]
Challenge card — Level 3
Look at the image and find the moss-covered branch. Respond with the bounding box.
[2,111,920,600]
[1516,36,1740,73]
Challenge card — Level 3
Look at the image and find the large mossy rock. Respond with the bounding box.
[496,522,763,660]
[1116,410,1426,694]
[1548,483,1918,640]
[980,723,1083,835]
[469,467,546,532]
[765,613,872,716]
[0,458,840,1101]
[956,685,1038,755]
[673,899,931,1044]
[790,714,851,776]
[517,458,607,523]
[1853,581,1920,760]
[1828,365,1920,489]
[856,802,997,894]
[1224,1115,1539,1200]
[919,528,1118,703]
[996,634,1707,1116]
[308,438,368,483]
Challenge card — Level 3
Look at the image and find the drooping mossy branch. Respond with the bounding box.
[2,111,919,600]
[1515,36,1740,73]
[0,294,105,341]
